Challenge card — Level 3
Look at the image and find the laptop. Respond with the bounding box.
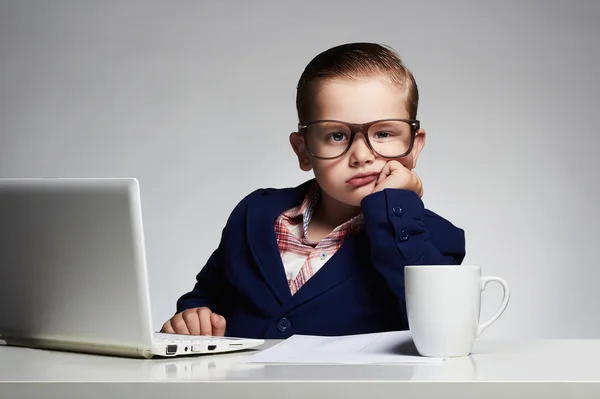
[0,177,264,358]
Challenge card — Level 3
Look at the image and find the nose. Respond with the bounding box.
[348,133,375,166]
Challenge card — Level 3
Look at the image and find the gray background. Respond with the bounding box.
[1,0,598,339]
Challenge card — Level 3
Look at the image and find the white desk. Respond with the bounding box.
[1,339,599,398]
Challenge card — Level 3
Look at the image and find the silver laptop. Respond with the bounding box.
[0,177,264,358]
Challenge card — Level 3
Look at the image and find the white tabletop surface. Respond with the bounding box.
[1,338,599,398]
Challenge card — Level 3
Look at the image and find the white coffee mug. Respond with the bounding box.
[404,265,510,357]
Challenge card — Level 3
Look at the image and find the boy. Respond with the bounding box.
[161,42,466,338]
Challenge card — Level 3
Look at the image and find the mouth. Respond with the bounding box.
[346,172,379,188]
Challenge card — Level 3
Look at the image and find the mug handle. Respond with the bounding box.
[476,276,510,337]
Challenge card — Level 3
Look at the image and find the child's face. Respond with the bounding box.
[290,76,426,208]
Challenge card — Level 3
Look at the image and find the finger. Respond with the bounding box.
[161,320,175,333]
[182,309,202,335]
[211,313,227,336]
[197,307,213,336]
[387,160,404,174]
[170,313,190,335]
[377,161,393,184]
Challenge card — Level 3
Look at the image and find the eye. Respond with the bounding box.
[327,132,348,142]
[374,131,392,139]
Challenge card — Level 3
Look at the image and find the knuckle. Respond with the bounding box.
[172,316,186,330]
[182,309,197,320]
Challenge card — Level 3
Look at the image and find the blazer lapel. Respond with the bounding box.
[281,232,368,312]
[245,182,313,305]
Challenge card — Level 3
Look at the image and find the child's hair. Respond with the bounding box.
[296,42,419,124]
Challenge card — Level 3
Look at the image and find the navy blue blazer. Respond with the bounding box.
[176,179,466,339]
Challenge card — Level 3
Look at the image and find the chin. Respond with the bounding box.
[341,191,372,208]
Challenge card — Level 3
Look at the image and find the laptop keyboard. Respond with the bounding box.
[153,332,246,342]
[154,332,219,342]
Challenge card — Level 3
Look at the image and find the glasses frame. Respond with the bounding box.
[297,118,420,160]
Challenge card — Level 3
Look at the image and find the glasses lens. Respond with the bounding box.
[367,120,413,157]
[304,122,352,158]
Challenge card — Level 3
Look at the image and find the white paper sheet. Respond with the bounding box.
[242,330,444,364]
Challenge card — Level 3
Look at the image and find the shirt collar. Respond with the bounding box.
[283,181,364,239]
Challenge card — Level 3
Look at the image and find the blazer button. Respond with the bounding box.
[392,206,403,216]
[399,229,409,242]
[277,317,291,332]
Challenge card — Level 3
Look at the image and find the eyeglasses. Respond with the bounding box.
[297,118,420,160]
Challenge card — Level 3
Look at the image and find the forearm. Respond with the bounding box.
[176,247,224,314]
[361,188,466,307]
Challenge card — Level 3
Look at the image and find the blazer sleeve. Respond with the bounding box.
[360,188,466,305]
[175,229,226,314]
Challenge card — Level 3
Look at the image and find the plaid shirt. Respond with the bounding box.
[274,183,364,295]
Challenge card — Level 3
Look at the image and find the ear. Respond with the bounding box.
[408,128,426,169]
[289,132,313,171]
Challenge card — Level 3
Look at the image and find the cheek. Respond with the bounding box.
[311,160,344,185]
[397,155,415,170]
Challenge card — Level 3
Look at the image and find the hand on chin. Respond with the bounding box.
[371,161,423,198]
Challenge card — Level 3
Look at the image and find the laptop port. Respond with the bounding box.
[166,345,177,355]
[207,345,217,351]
